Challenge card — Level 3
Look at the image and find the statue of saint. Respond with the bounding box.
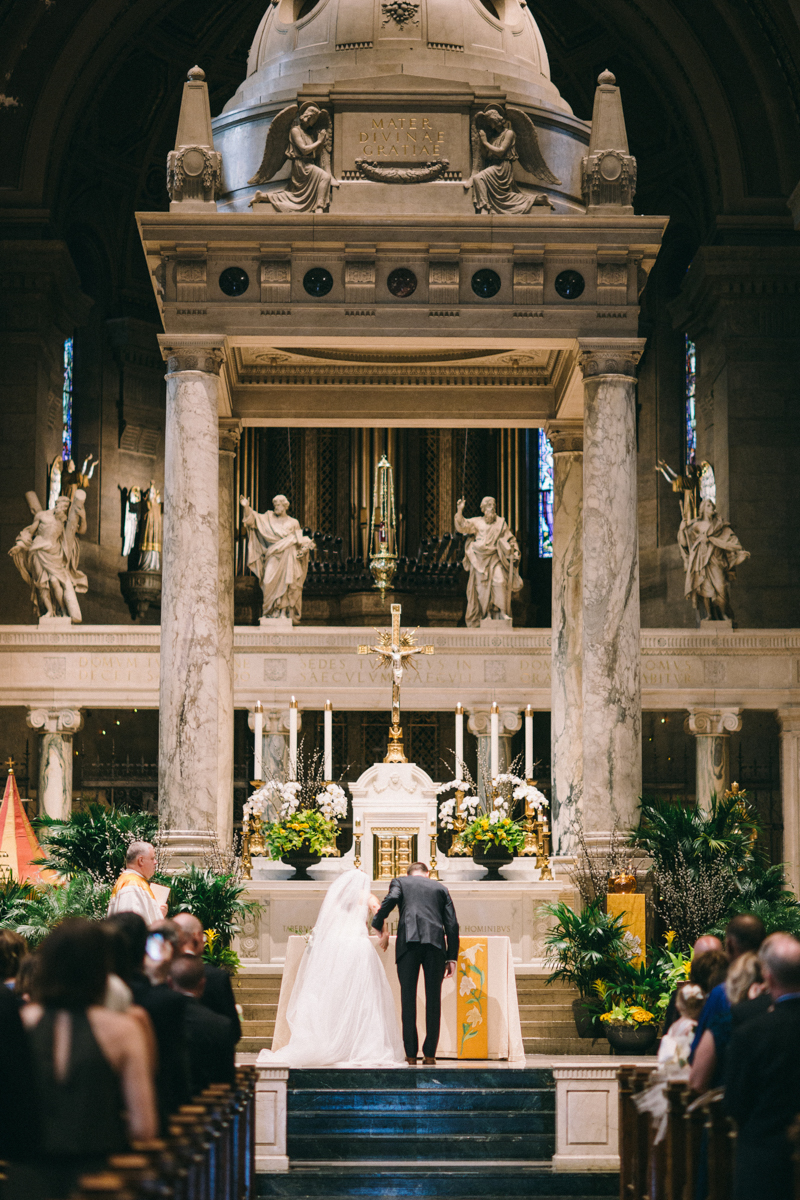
[9,489,88,622]
[464,106,559,215]
[249,103,336,214]
[679,497,749,620]
[454,496,522,627]
[240,494,316,622]
[138,483,162,572]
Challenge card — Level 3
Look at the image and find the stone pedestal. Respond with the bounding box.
[684,707,742,809]
[547,421,583,855]
[157,340,224,866]
[579,340,645,836]
[255,1067,289,1172]
[778,709,800,897]
[218,420,241,848]
[26,707,83,820]
[468,706,522,794]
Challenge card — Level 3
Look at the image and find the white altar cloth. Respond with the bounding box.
[271,934,525,1064]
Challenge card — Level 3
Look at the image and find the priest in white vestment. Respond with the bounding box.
[107,841,165,926]
[240,493,316,622]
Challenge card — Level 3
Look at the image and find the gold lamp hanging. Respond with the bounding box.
[368,454,398,601]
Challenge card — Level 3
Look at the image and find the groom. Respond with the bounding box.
[373,862,459,1065]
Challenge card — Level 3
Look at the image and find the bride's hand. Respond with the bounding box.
[367,893,380,916]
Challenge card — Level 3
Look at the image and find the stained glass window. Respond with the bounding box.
[538,427,553,558]
[62,337,74,461]
[685,334,697,469]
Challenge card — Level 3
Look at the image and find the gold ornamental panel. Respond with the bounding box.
[372,827,419,880]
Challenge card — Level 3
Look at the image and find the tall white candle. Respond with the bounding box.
[455,703,464,784]
[253,701,263,781]
[490,701,499,782]
[525,704,534,779]
[324,700,333,780]
[289,696,298,779]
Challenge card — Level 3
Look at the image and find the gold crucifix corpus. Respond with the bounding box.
[357,602,434,763]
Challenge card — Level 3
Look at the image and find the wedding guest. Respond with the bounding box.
[0,983,39,1164]
[662,934,723,1032]
[724,933,800,1200]
[10,919,156,1200]
[689,948,728,994]
[690,914,765,1062]
[107,841,165,925]
[14,952,40,1005]
[172,911,242,1040]
[169,955,236,1093]
[0,929,28,988]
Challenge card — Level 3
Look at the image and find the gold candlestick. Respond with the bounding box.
[519,780,539,857]
[448,788,471,856]
[538,812,554,880]
[354,819,362,870]
[241,817,253,880]
[429,833,440,880]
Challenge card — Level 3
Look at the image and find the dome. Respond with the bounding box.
[222,0,572,116]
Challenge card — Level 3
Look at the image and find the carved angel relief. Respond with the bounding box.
[464,106,560,215]
[249,102,337,213]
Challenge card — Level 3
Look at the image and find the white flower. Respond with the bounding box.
[463,795,480,812]
[459,973,477,995]
[464,1007,483,1028]
[460,943,482,964]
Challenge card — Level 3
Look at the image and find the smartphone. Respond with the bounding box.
[145,932,169,963]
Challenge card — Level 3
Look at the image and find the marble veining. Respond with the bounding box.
[550,447,582,855]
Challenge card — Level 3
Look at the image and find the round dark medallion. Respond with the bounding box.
[554,269,585,300]
[219,267,250,297]
[471,268,501,298]
[387,268,418,298]
[303,267,334,297]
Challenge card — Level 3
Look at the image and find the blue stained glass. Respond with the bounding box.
[62,337,73,461]
[685,334,697,469]
[538,428,553,558]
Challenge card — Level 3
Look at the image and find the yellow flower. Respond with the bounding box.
[683,961,691,976]
[629,1006,654,1024]
[204,928,217,946]
[665,930,676,949]
[599,1012,612,1023]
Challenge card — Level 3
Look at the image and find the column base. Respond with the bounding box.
[38,615,74,629]
[259,615,294,630]
[159,829,220,873]
[480,614,512,629]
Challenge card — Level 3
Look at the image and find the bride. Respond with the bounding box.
[258,869,406,1068]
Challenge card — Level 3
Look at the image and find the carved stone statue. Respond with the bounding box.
[454,496,522,627]
[249,103,336,214]
[679,497,750,621]
[122,486,142,558]
[138,483,162,572]
[9,489,88,623]
[464,106,560,215]
[240,494,316,623]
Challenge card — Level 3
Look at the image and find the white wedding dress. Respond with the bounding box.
[257,869,406,1068]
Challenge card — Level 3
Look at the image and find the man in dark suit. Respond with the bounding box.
[724,933,800,1200]
[173,911,242,1041]
[170,955,236,1095]
[372,862,459,1066]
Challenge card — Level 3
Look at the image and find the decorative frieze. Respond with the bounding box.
[260,260,291,304]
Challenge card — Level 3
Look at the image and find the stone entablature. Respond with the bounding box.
[1,624,798,712]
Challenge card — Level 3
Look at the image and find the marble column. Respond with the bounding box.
[579,339,646,839]
[778,709,800,897]
[684,707,742,809]
[158,341,225,867]
[468,706,522,797]
[26,707,83,819]
[546,420,583,855]
[218,420,242,849]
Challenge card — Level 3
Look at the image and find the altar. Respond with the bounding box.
[270,934,525,1064]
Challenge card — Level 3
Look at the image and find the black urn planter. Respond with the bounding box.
[605,1023,659,1055]
[281,846,322,881]
[572,997,603,1039]
[472,843,514,881]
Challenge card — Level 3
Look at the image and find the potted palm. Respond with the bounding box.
[542,900,631,1037]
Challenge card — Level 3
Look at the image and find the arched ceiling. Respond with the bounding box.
[1,0,798,319]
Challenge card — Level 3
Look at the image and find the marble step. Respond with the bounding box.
[233,978,282,994]
[523,1037,610,1056]
[288,1068,555,1089]
[286,1132,556,1161]
[257,1166,619,1197]
[289,1088,554,1113]
[289,1110,552,1136]
[521,1020,587,1038]
[239,1002,279,1020]
[241,1020,279,1037]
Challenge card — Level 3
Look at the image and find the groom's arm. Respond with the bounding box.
[442,888,460,973]
[371,878,401,932]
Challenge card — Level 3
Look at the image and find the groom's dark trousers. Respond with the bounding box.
[372,874,459,1060]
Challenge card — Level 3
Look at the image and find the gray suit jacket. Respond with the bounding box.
[372,875,459,962]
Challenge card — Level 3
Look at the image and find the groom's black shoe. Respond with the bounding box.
[406,1056,418,1065]
[422,1057,436,1065]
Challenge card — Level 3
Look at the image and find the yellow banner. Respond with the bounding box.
[607,893,646,968]
[456,937,488,1058]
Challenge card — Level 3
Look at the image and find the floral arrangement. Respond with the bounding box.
[315,783,348,821]
[244,742,349,861]
[598,999,657,1027]
[261,809,340,859]
[512,779,549,810]
[462,813,525,851]
[436,777,480,830]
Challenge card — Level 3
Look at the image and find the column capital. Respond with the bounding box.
[26,707,83,734]
[777,708,800,735]
[545,420,583,454]
[577,338,647,380]
[684,707,742,737]
[159,335,226,375]
[219,418,242,455]
[467,705,523,736]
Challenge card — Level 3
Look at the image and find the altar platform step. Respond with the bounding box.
[257,1164,619,1199]
[516,978,610,1057]
[233,972,282,1052]
[286,1067,556,1162]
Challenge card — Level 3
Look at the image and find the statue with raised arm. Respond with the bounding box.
[454,496,522,627]
[464,106,559,215]
[240,494,316,623]
[9,489,88,623]
[249,102,336,214]
[678,497,749,621]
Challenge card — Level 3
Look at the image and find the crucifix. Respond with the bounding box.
[357,603,434,763]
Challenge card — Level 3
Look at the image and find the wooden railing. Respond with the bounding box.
[619,1065,800,1200]
[73,1066,256,1200]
